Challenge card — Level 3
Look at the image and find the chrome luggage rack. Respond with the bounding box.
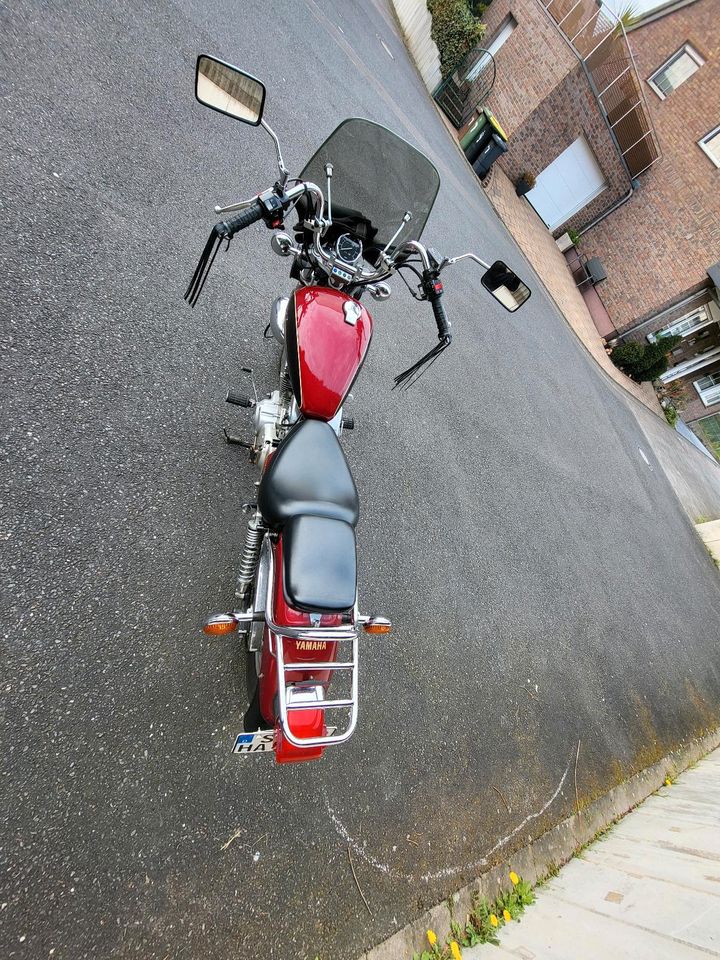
[261,537,361,749]
[205,537,388,751]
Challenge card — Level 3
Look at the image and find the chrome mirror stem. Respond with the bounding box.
[443,252,492,271]
[261,119,289,187]
[325,163,333,228]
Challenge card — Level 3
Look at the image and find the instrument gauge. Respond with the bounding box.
[336,233,363,265]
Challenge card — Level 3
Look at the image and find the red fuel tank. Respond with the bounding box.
[285,286,373,421]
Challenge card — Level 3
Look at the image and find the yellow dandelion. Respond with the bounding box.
[490,913,499,927]
[503,909,512,922]
[509,871,519,885]
[427,930,437,947]
[450,942,462,960]
[664,777,672,786]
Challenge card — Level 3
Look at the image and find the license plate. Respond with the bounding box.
[233,730,275,755]
[232,726,338,755]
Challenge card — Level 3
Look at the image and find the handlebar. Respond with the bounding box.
[218,201,264,238]
[430,291,451,341]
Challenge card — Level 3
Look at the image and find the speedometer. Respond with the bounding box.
[336,233,363,265]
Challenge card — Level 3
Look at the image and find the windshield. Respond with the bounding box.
[299,118,440,254]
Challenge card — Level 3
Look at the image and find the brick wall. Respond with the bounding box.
[481,0,577,134]
[579,0,720,332]
[494,64,630,231]
[480,0,630,231]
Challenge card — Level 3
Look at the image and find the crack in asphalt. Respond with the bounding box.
[324,756,572,883]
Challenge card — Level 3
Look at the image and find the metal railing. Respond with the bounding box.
[538,0,661,178]
[434,48,497,129]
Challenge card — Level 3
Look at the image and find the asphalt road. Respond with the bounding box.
[2,1,720,958]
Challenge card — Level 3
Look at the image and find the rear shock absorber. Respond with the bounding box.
[235,512,265,602]
[279,353,293,402]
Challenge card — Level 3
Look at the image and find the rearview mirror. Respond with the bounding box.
[481,260,531,312]
[195,55,266,126]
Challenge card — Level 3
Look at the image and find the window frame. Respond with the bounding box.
[647,43,704,100]
[694,372,720,408]
[647,304,715,342]
[698,125,720,169]
[465,14,517,82]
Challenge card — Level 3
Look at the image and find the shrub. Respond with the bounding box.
[518,171,536,188]
[664,405,679,426]
[567,228,580,246]
[611,335,680,382]
[428,0,486,77]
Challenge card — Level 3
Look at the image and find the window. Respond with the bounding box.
[694,373,720,407]
[698,126,720,168]
[694,414,720,460]
[466,15,516,81]
[647,304,714,342]
[648,43,704,99]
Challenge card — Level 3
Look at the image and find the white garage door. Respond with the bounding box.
[526,136,607,230]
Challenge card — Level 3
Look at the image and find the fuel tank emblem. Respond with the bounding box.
[343,301,362,326]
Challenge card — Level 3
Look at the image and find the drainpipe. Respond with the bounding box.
[577,180,638,237]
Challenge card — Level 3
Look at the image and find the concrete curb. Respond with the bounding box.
[361,725,720,960]
[696,519,720,564]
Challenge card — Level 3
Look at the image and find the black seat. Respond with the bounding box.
[258,419,359,529]
[282,515,357,612]
[258,419,359,613]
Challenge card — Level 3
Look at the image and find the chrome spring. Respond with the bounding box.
[235,513,265,600]
[279,359,292,401]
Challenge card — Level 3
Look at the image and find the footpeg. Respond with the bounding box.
[226,390,255,408]
[223,428,254,449]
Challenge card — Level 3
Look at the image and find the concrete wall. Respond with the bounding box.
[390,0,442,92]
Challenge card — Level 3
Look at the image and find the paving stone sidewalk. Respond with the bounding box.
[465,746,720,959]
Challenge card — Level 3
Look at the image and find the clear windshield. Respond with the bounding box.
[299,118,440,254]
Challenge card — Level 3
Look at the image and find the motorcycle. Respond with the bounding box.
[187,55,531,764]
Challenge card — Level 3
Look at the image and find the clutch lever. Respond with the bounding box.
[214,196,258,215]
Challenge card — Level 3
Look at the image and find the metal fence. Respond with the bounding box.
[433,48,497,129]
[539,0,661,178]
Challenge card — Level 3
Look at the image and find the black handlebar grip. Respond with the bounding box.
[218,202,264,238]
[431,293,451,340]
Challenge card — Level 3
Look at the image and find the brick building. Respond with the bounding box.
[474,0,720,457]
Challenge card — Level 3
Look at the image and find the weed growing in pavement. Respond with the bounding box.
[536,860,559,884]
[413,873,534,959]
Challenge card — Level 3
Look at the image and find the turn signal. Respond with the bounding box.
[362,616,392,635]
[203,614,238,636]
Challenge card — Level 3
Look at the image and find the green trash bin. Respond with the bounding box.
[460,112,489,152]
[462,109,508,165]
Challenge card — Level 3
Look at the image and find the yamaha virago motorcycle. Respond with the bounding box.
[187,56,530,764]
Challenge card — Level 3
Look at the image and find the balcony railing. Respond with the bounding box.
[538,0,661,178]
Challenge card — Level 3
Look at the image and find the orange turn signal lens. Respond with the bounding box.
[203,614,238,636]
[362,616,392,635]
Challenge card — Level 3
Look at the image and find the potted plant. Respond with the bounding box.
[515,171,536,197]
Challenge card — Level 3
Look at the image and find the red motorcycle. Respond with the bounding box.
[187,55,531,763]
